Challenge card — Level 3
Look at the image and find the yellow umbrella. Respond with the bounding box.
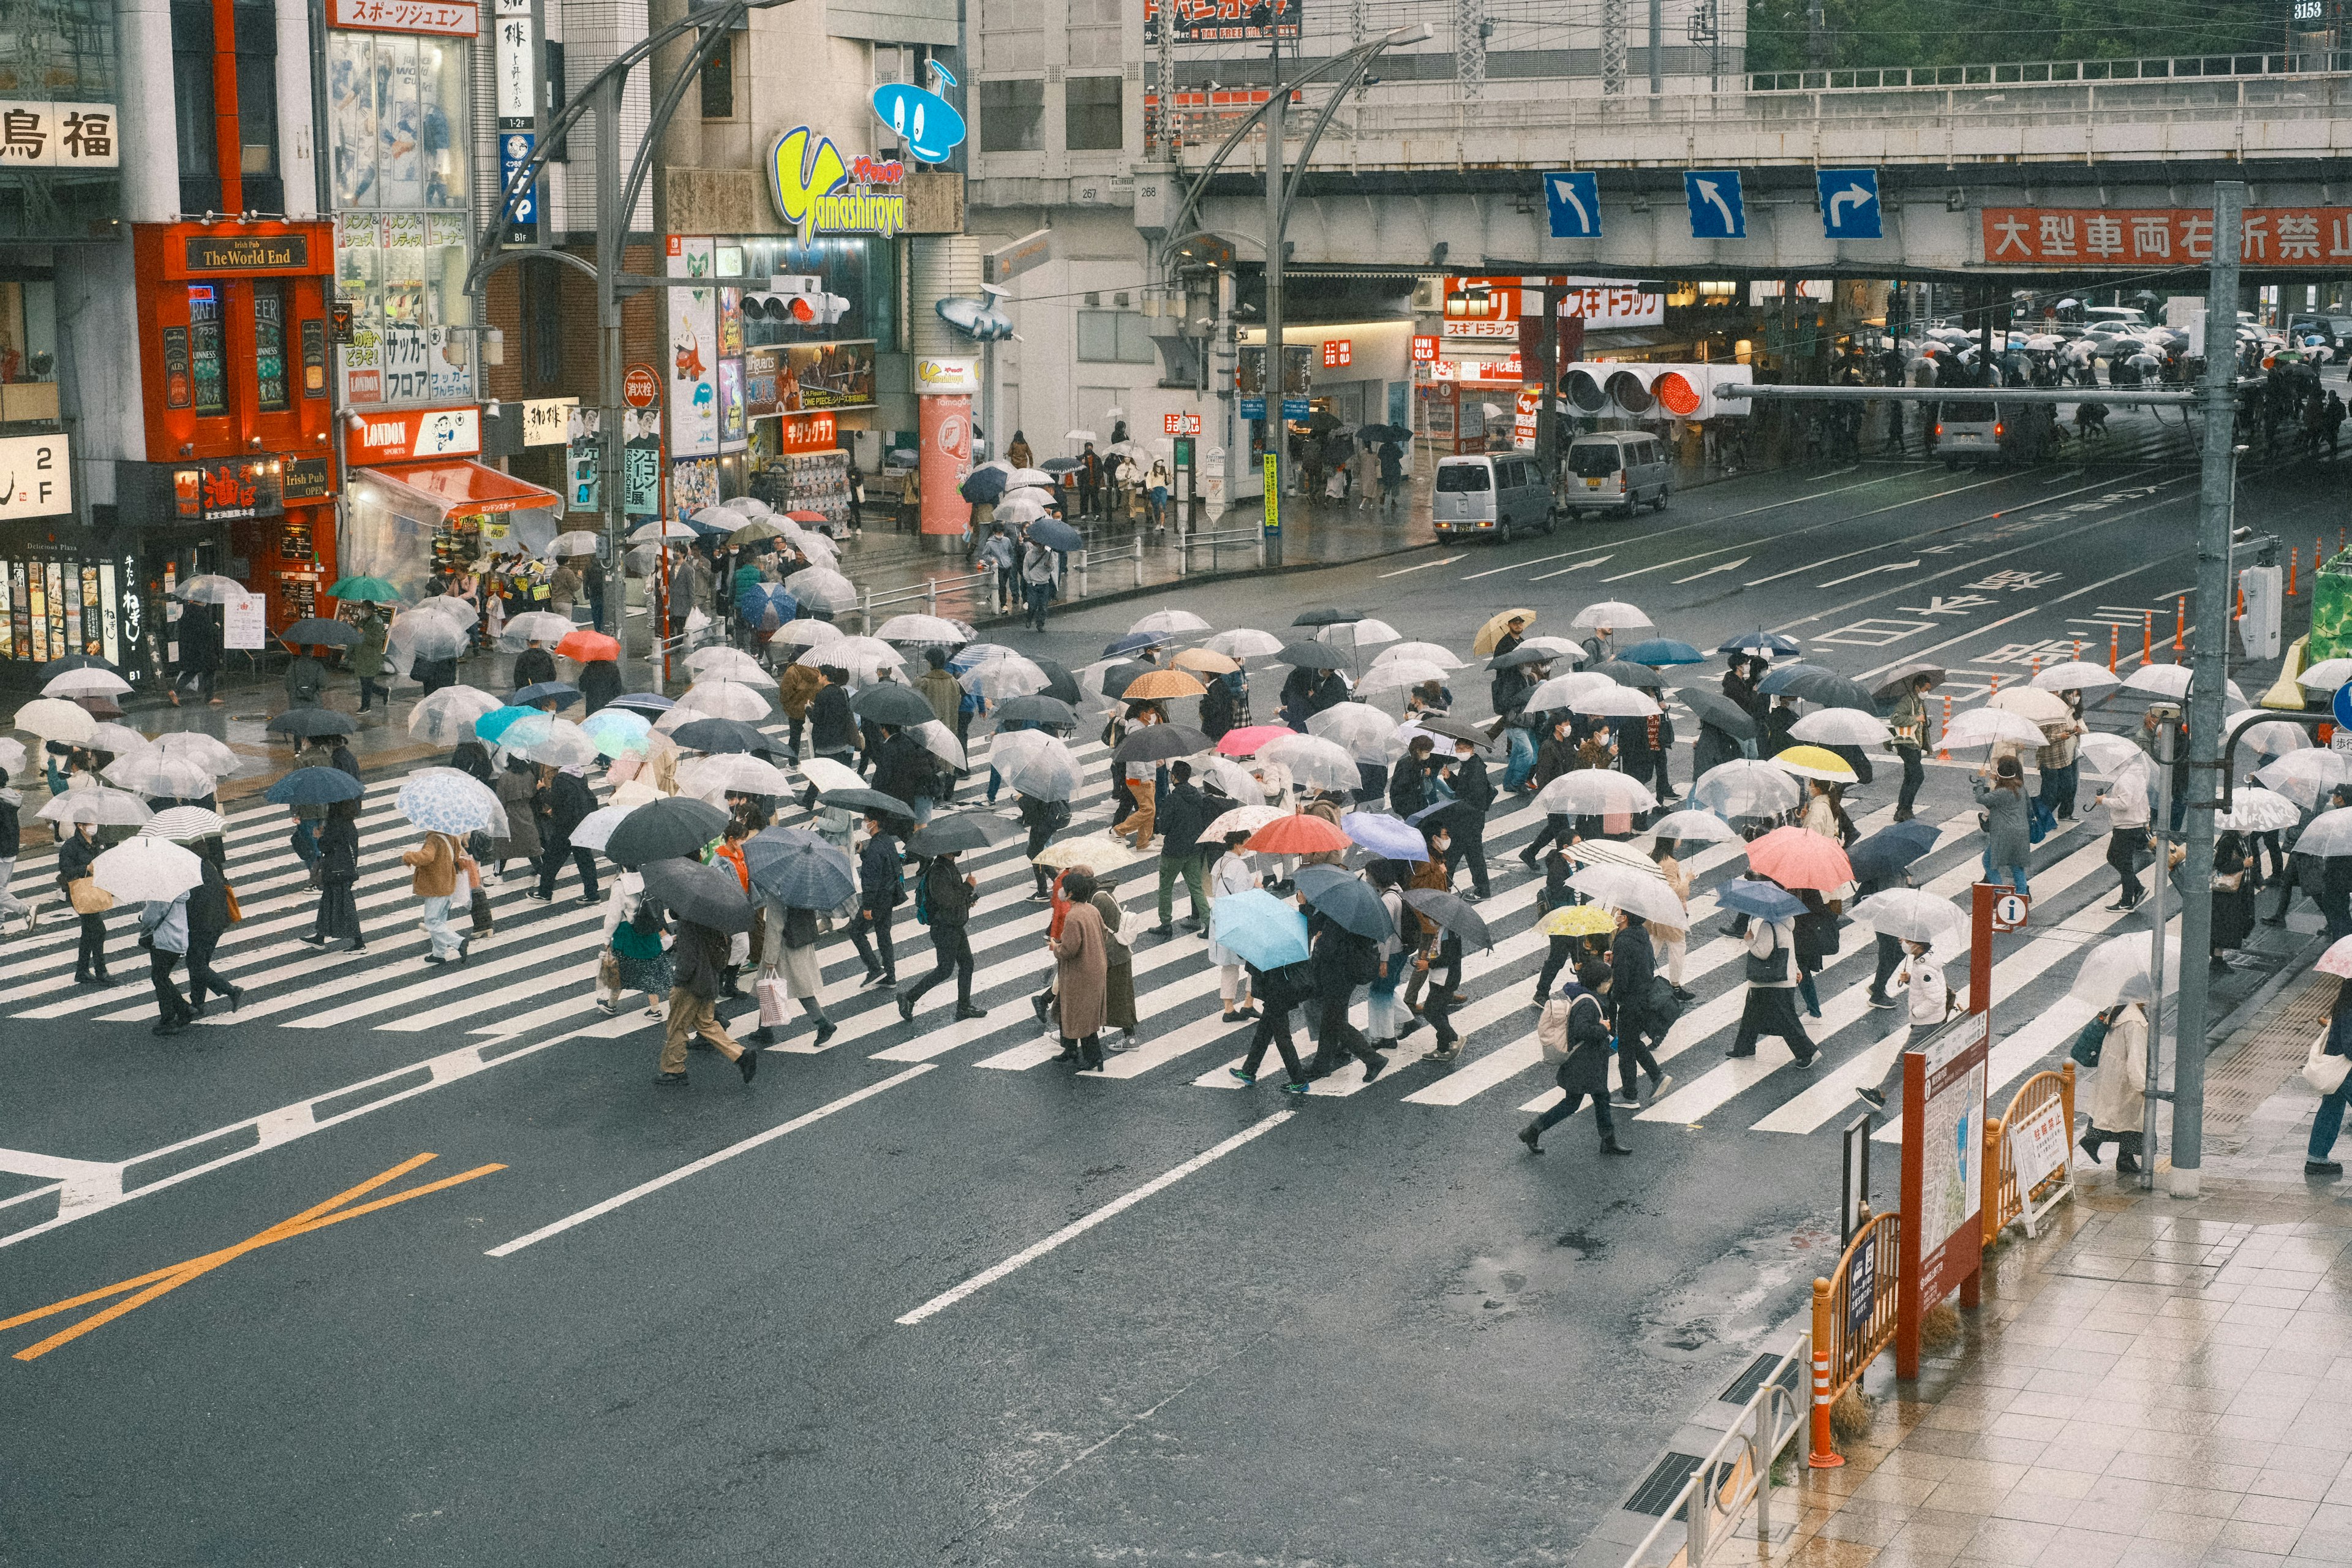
[1539,905,1618,937]
[1772,744,1859,783]
[1171,647,1243,675]
[1472,608,1538,655]
[1120,668,1208,701]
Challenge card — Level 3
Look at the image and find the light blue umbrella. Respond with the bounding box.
[581,708,654,758]
[1341,811,1429,862]
[498,712,599,769]
[396,767,500,834]
[1716,877,1806,920]
[1207,888,1311,971]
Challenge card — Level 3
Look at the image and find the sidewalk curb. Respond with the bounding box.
[961,537,1442,628]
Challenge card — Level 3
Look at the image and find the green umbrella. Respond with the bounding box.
[328,575,402,603]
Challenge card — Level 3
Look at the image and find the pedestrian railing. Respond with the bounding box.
[1983,1064,2079,1246]
[1747,50,2352,93]
[1618,1330,1810,1568]
[1805,1209,1902,1470]
[856,568,997,635]
[1174,525,1267,575]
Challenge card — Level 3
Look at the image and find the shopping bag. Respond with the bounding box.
[469,886,495,933]
[756,976,794,1027]
[67,878,112,916]
[2305,1035,2352,1096]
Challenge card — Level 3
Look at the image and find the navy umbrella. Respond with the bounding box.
[743,826,855,908]
[1717,877,1807,920]
[640,854,755,933]
[851,684,937,728]
[669,716,781,755]
[1719,630,1801,658]
[264,766,366,806]
[1292,606,1366,626]
[606,692,677,718]
[1846,820,1942,884]
[1293,863,1393,940]
[1677,688,1760,741]
[993,694,1077,728]
[266,706,356,738]
[737,584,797,629]
[822,786,916,821]
[960,466,1010,503]
[1040,456,1082,473]
[511,680,582,710]
[605,797,729,869]
[1762,665,1878,713]
[1099,659,1154,696]
[1027,518,1083,552]
[1487,646,1551,671]
[1102,631,1169,658]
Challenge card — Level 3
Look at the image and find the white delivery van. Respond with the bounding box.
[1431,452,1555,541]
[1562,431,1671,518]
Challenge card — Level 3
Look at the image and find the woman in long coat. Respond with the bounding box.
[2209,830,2256,968]
[1090,882,1138,1047]
[1973,756,2032,895]
[1050,869,1109,1071]
[2082,999,2148,1174]
[305,794,363,951]
[489,758,543,880]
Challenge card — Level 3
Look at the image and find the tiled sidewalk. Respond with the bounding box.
[1775,986,2352,1568]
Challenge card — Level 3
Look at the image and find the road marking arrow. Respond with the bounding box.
[1553,177,1592,234]
[1380,555,1464,578]
[1672,557,1749,583]
[1695,178,1738,232]
[1828,183,1875,225]
[1530,554,1613,581]
[1819,559,1921,588]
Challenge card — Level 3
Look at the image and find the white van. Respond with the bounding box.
[1563,431,1671,518]
[1432,453,1555,542]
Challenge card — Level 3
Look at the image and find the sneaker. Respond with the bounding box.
[737,1047,759,1084]
[1856,1087,1887,1109]
[954,1004,988,1020]
[644,1005,665,1020]
[653,1071,688,1087]
[1648,1072,1672,1097]
[813,1020,838,1047]
[1865,993,1896,1010]
[1461,892,1485,904]
[596,998,619,1017]
[1228,1066,1256,1086]
[1616,1088,1641,1105]
[1671,987,1696,1003]
[1793,1052,1820,1071]
[2308,1160,2343,1176]
[1280,1080,1310,1096]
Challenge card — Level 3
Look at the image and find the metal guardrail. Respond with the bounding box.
[1619,1331,1811,1568]
[856,569,996,636]
[1174,524,1267,575]
[1749,51,2352,92]
[1805,1210,1902,1470]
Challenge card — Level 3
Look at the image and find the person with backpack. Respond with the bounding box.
[1152,760,1214,936]
[1229,956,1312,1095]
[1518,960,1631,1155]
[2080,997,2147,1172]
[1017,786,1071,900]
[1304,909,1388,1083]
[1607,910,1671,1104]
[1729,910,1818,1066]
[898,848,985,1025]
[1856,938,1947,1112]
[849,813,902,989]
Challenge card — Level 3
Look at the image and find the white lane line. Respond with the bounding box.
[1464,549,1584,581]
[1851,556,2203,683]
[1379,556,1464,578]
[894,1109,1294,1325]
[486,1064,937,1258]
[1528,556,1613,581]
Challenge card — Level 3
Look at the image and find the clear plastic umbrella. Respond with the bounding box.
[875,613,970,646]
[36,787,151,826]
[2215,786,2300,834]
[2241,721,2311,757]
[497,714,599,769]
[1516,636,1586,665]
[12,698,96,742]
[1567,864,1686,924]
[1306,703,1400,762]
[102,750,219,799]
[412,594,480,630]
[785,567,858,614]
[1789,709,1892,747]
[2256,749,2352,809]
[1569,684,1662,720]
[141,805,228,842]
[2030,661,2122,693]
[172,573,247,605]
[86,722,153,756]
[1570,600,1655,630]
[1259,734,1359,791]
[41,667,132,699]
[546,530,603,557]
[1940,707,2049,749]
[1201,802,1287,839]
[1848,889,1967,945]
[1353,658,1451,696]
[501,611,575,646]
[964,655,1049,699]
[1535,770,1659,815]
[149,731,240,778]
[793,637,904,682]
[2069,930,2183,1006]
[408,685,504,745]
[1693,759,1803,818]
[676,680,774,722]
[91,837,205,902]
[1523,672,1616,712]
[581,708,654,758]
[775,619,844,650]
[2298,808,2352,858]
[684,646,771,684]
[680,753,794,798]
[1317,618,1401,651]
[1196,755,1261,802]
[1650,809,1738,843]
[912,720,966,770]
[998,733,1084,801]
[1370,641,1468,672]
[1203,628,1285,659]
[2299,657,2352,692]
[1129,609,1212,637]
[388,610,469,662]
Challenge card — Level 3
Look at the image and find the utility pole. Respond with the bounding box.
[595,72,628,675]
[1534,281,1561,507]
[1602,0,1627,93]
[1648,0,1664,94]
[1264,27,1286,566]
[2169,179,2247,1199]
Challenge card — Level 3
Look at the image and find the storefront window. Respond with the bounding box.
[188,285,227,417]
[253,281,288,411]
[328,31,470,211]
[334,197,477,407]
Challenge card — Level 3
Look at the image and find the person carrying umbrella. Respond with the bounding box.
[1649,839,1694,1001]
[1435,735,1495,902]
[302,796,364,952]
[172,600,223,707]
[807,665,859,777]
[485,756,541,884]
[288,738,336,886]
[1400,820,1453,1015]
[400,826,472,965]
[535,762,600,905]
[1020,537,1060,631]
[1208,831,1261,1022]
[1606,910,1672,1105]
[1200,669,1246,741]
[1973,756,2032,897]
[1887,673,1932,821]
[578,657,622,716]
[1518,960,1630,1156]
[1112,708,1162,853]
[778,659,823,761]
[1389,735,1436,818]
[1048,868,1110,1071]
[897,847,985,1025]
[1088,877,1140,1049]
[1152,760,1213,936]
[2094,761,2153,913]
[285,645,328,712]
[602,883,673,1023]
[1729,889,1817,1067]
[59,819,110,983]
[0,764,21,932]
[2081,998,2147,1173]
[1518,718,1581,872]
[2305,979,2352,1175]
[2035,690,2087,821]
[657,916,758,1088]
[1305,904,1388,1084]
[352,605,390,714]
[1856,938,1947,1112]
[138,881,198,1036]
[849,813,902,988]
[751,866,836,1047]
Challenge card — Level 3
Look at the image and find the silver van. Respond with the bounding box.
[1564,431,1670,518]
[1432,453,1555,541]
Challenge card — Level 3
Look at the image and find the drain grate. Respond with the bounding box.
[1719,1351,1782,1406]
[1624,1452,1705,1517]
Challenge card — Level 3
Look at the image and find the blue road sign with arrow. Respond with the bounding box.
[2332,680,2352,731]
[1683,170,1746,239]
[1543,171,1602,239]
[1817,167,1882,239]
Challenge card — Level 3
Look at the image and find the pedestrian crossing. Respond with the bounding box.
[1,722,2166,1148]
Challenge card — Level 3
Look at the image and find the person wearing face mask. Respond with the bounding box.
[1438,737,1494,901]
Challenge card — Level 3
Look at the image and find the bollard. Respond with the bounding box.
[1990,674,2002,696]
[1937,695,1953,761]
[2292,548,2300,598]
[2071,639,2081,662]
[2030,655,2041,678]
[1133,534,1145,588]
[2174,596,2186,655]
[925,579,938,614]
[1809,1278,1844,1468]
[2109,625,2119,673]
[2143,610,2153,664]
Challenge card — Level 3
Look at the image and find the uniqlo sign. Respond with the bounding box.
[1981,206,2352,266]
[1162,412,1201,435]
[1321,339,1352,368]
[1411,335,1439,363]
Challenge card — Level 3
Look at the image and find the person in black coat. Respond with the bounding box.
[1607,913,1668,1104]
[1439,739,1494,899]
[897,850,984,1022]
[1304,669,1349,718]
[1151,761,1215,935]
[183,848,243,1012]
[511,641,558,690]
[330,737,360,781]
[450,739,496,785]
[1519,960,1630,1155]
[1389,736,1436,818]
[533,765,600,903]
[1200,671,1241,741]
[578,658,622,715]
[304,795,364,952]
[1278,664,1317,729]
[58,821,108,984]
[848,813,902,986]
[1304,913,1387,1081]
[806,666,858,768]
[173,602,222,706]
[0,768,21,925]
[871,727,938,824]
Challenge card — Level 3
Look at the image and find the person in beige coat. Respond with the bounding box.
[2082,999,2148,1174]
[1648,840,1694,998]
[1050,869,1110,1071]
[1090,883,1138,1047]
[400,830,472,964]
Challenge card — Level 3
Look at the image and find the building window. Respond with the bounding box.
[700,34,733,119]
[979,78,1044,153]
[327,31,473,210]
[524,257,564,392]
[232,0,279,209]
[252,281,289,410]
[1064,75,1121,151]
[170,0,218,213]
[1076,309,1154,364]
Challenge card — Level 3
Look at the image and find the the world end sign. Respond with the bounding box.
[184,234,311,273]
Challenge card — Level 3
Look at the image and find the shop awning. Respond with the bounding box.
[364,459,560,517]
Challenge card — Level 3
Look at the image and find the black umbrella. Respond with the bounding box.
[1099,659,1154,696]
[263,766,366,805]
[1273,641,1339,669]
[267,706,356,738]
[282,617,360,648]
[1591,659,1665,690]
[1028,518,1083,552]
[640,855,755,934]
[669,717,782,755]
[1029,658,1083,706]
[1291,606,1366,627]
[1847,821,1941,884]
[1357,423,1411,443]
[1771,667,1880,714]
[1040,456,1082,473]
[1414,715,1494,748]
[1871,663,1947,703]
[604,797,729,869]
[994,695,1078,728]
[908,812,1024,857]
[512,680,583,710]
[744,827,856,908]
[822,786,916,821]
[852,683,938,728]
[1487,646,1551,671]
[1403,887,1494,951]
[1113,723,1210,768]
[1293,864,1392,940]
[38,652,118,681]
[1675,688,1760,742]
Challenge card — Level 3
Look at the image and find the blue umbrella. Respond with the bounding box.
[681,513,734,538]
[606,692,677,718]
[264,766,365,806]
[960,466,1009,503]
[1028,518,1082,552]
[744,826,856,909]
[1293,863,1394,940]
[1207,888,1311,970]
[1756,662,1819,696]
[1102,631,1169,658]
[395,767,501,834]
[1040,456,1082,473]
[737,583,797,630]
[1846,820,1941,884]
[1621,638,1706,667]
[511,680,582,710]
[1342,811,1429,862]
[581,707,654,758]
[1716,877,1806,919]
[1719,630,1801,658]
[473,704,538,745]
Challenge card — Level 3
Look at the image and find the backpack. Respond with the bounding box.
[1536,999,1570,1064]
[1261,960,1315,1008]
[913,861,937,925]
[1338,930,1382,987]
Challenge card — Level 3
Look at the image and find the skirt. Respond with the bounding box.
[315,880,360,939]
[615,951,674,995]
[1102,961,1138,1030]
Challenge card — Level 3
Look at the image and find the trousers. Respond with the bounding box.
[75,911,107,977]
[1895,747,1924,814]
[851,905,897,978]
[419,894,462,958]
[1535,1079,1616,1140]
[1156,855,1207,924]
[149,948,193,1023]
[661,990,744,1074]
[184,929,232,1007]
[1241,1003,1306,1084]
[1312,992,1381,1072]
[1447,837,1491,898]
[1117,778,1155,849]
[1731,986,1816,1062]
[538,843,599,901]
[903,925,975,1009]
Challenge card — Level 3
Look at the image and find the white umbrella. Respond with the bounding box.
[1988,687,2073,725]
[1370,641,1468,673]
[2069,930,2183,1006]
[86,723,151,756]
[0,736,24,774]
[412,594,480,630]
[2076,732,2149,777]
[631,520,698,542]
[103,750,219,800]
[2298,808,2352,858]
[2030,661,2122,693]
[677,680,775,722]
[2215,786,2300,834]
[793,535,842,568]
[1129,609,1212,637]
[1569,685,1662,720]
[571,803,633,853]
[151,731,241,778]
[172,573,247,605]
[912,720,967,770]
[409,686,505,745]
[1848,889,1967,946]
[1317,618,1401,651]
[12,698,96,743]
[1202,802,1286,839]
[794,637,904,682]
[684,646,771,684]
[1790,709,1891,747]
[1009,467,1055,488]
[1567,864,1686,925]
[1570,600,1654,631]
[1940,707,2049,749]
[965,655,1050,700]
[775,620,844,650]
[1306,703,1400,763]
[2121,665,2193,699]
[797,756,866,796]
[41,667,131,699]
[37,787,151,827]
[1535,770,1659,816]
[785,567,858,614]
[1693,760,1802,818]
[874,614,970,646]
[141,805,227,842]
[546,530,604,557]
[1515,636,1587,665]
[1352,659,1452,697]
[2256,749,2352,809]
[1523,673,1618,712]
[994,497,1049,527]
[1259,734,1359,792]
[1204,628,1286,659]
[680,753,794,799]
[2241,721,2311,757]
[2299,657,2352,692]
[1651,809,1738,844]
[1196,755,1262,803]
[387,610,469,662]
[90,837,205,902]
[501,611,575,646]
[1065,429,1099,445]
[997,734,1084,802]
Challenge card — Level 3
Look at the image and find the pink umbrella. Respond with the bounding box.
[1216,724,1296,758]
[2318,935,2352,979]
[1744,825,1855,892]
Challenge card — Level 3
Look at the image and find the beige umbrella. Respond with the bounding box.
[12,697,96,743]
[1472,608,1537,655]
[1987,687,2072,725]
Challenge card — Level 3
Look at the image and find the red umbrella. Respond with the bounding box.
[785,511,828,524]
[1744,825,1854,891]
[1216,724,1295,758]
[556,629,620,662]
[1243,812,1349,855]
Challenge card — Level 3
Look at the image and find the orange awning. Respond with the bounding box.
[366,459,560,517]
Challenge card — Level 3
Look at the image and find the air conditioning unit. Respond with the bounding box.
[1411,277,1445,313]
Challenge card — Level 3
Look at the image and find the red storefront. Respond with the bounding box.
[127,218,341,629]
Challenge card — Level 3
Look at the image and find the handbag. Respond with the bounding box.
[2307,1025,2352,1095]
[598,950,621,992]
[223,884,243,924]
[1536,999,1570,1064]
[67,878,112,916]
[1743,930,1790,986]
[2069,1013,2108,1069]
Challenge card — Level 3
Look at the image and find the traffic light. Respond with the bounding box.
[1556,362,1752,421]
[742,273,848,328]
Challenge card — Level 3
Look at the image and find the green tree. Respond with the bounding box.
[1746,0,2282,75]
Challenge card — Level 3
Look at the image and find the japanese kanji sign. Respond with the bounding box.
[1144,0,1300,43]
[1983,206,2352,267]
[326,0,478,34]
[0,102,119,168]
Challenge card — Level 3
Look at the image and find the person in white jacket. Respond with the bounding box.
[1208,832,1261,1022]
[2082,999,2149,1174]
[1856,940,1948,1110]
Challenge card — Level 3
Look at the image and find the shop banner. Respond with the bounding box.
[328,0,478,34]
[1981,206,2352,266]
[718,359,747,450]
[671,457,719,515]
[1145,0,1300,44]
[0,102,119,168]
[0,432,71,521]
[622,434,662,517]
[343,405,481,464]
[222,590,268,650]
[918,394,970,537]
[566,407,600,512]
[666,236,719,456]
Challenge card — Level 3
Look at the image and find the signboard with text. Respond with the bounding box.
[328,0,478,32]
[520,397,575,448]
[1442,277,1664,337]
[1896,1009,1989,1376]
[0,102,119,168]
[0,434,71,521]
[342,405,481,465]
[1144,0,1300,43]
[1982,206,2352,266]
